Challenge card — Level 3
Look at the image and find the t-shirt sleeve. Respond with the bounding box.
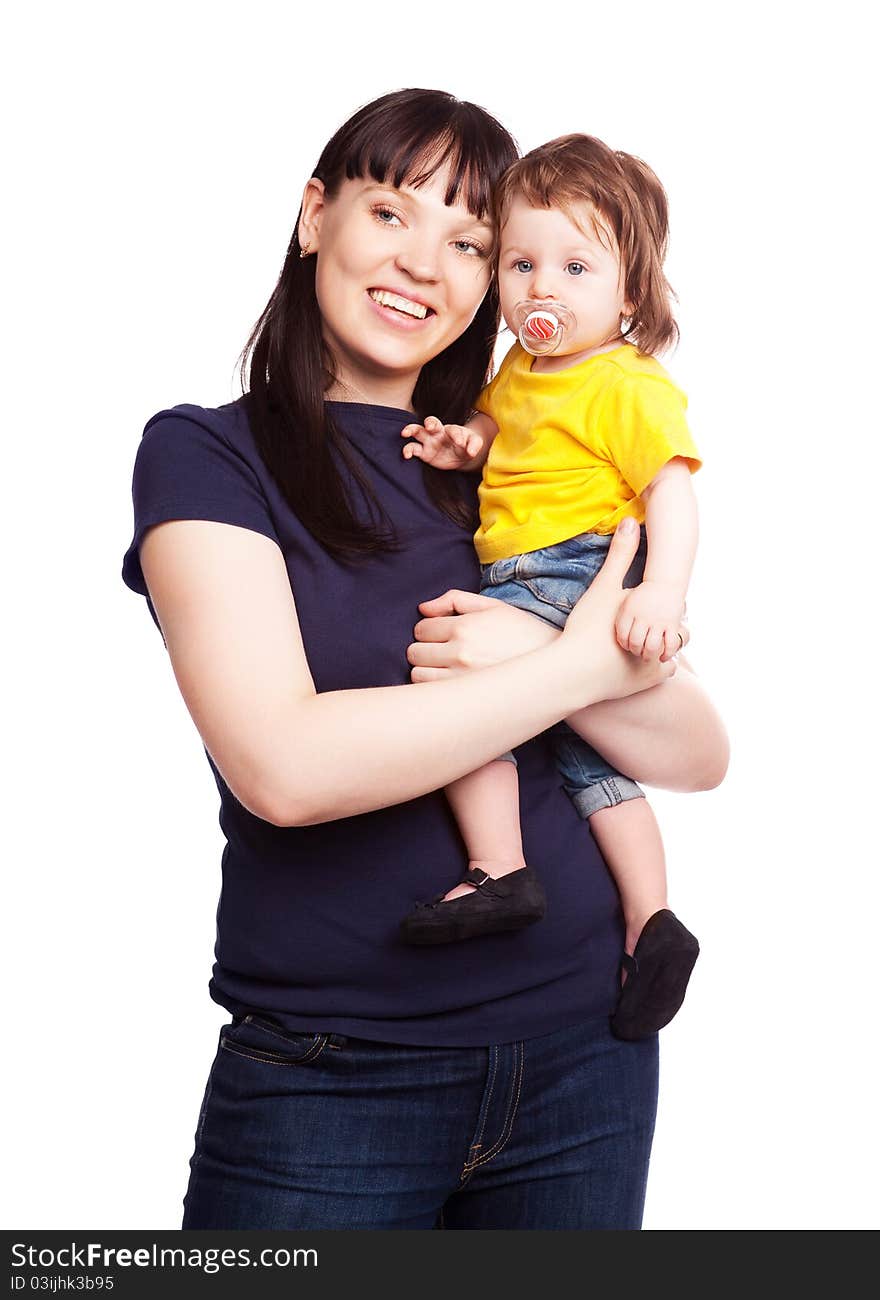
[121,406,281,600]
[592,372,702,496]
[474,342,519,422]
[474,378,497,421]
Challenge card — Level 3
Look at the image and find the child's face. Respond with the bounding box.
[497,197,632,359]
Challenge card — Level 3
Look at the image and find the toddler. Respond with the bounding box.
[399,135,702,1039]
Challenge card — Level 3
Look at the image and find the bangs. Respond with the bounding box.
[338,96,512,221]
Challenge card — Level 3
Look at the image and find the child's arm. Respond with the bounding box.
[401,412,498,472]
[615,457,698,663]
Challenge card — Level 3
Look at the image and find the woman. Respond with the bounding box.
[122,89,728,1229]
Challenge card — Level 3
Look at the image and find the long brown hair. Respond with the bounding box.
[493,134,678,357]
[241,90,519,561]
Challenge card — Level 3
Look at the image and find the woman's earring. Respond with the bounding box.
[299,242,314,259]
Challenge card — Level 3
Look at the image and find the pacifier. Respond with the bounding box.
[511,299,576,356]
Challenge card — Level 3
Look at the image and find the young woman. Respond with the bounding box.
[122,89,728,1229]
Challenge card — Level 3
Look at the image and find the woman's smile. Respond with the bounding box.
[366,286,436,326]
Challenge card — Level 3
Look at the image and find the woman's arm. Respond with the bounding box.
[409,592,728,793]
[139,516,672,828]
[565,664,729,792]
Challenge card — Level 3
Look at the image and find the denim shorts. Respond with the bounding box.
[480,528,648,819]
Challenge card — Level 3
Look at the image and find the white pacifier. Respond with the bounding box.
[511,300,576,356]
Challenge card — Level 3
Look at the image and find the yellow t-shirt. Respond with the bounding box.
[473,342,701,564]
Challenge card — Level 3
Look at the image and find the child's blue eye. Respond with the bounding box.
[513,259,532,273]
[566,262,586,275]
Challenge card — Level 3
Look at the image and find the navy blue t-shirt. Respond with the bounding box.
[122,397,624,1045]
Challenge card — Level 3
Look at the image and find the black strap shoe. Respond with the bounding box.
[399,867,547,946]
[609,909,700,1040]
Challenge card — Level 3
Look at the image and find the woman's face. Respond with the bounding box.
[300,164,495,407]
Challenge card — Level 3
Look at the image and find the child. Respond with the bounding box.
[399,134,702,1040]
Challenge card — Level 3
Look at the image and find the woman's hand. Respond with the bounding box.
[408,589,557,681]
[410,519,688,695]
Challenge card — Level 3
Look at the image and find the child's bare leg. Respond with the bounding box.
[441,758,527,901]
[588,797,668,961]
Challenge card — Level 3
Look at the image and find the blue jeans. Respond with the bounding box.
[481,529,648,819]
[182,1012,659,1229]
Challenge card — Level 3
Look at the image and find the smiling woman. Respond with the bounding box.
[242,91,515,559]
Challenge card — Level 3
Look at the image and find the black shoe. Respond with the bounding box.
[399,867,547,946]
[609,909,700,1040]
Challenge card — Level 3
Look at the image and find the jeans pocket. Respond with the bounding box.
[220,1014,331,1067]
[517,573,586,616]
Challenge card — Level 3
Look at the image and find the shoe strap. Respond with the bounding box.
[420,868,494,908]
[462,868,492,888]
[621,951,639,976]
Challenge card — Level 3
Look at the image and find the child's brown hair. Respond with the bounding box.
[494,134,678,356]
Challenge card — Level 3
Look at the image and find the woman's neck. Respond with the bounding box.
[325,369,416,412]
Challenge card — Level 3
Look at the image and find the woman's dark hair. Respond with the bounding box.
[241,89,519,560]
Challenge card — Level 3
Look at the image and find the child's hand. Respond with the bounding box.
[615,580,687,662]
[401,417,484,470]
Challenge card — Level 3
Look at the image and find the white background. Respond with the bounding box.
[4,0,877,1230]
